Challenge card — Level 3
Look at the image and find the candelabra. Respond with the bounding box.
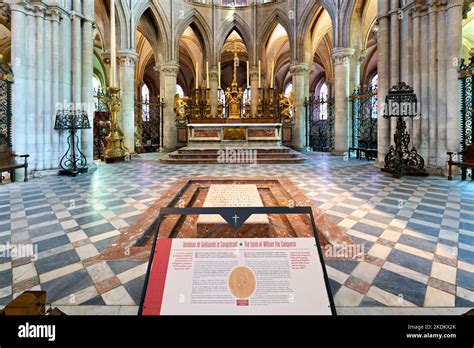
[102,87,129,163]
[54,109,91,177]
[382,82,428,178]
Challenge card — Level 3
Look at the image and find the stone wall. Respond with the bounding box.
[10,0,94,174]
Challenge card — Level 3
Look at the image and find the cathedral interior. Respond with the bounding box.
[0,0,473,316]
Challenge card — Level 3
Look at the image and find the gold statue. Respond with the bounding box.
[225,40,245,119]
[174,94,190,124]
[279,92,295,122]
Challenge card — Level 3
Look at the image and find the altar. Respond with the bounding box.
[188,122,282,146]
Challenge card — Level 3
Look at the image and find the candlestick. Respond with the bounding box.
[218,61,221,88]
[110,0,116,87]
[196,62,199,89]
[270,60,275,89]
[206,61,209,89]
[258,60,261,89]
[247,62,249,89]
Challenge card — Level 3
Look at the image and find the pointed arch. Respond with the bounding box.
[132,0,171,62]
[297,1,335,62]
[215,15,253,65]
[257,8,294,62]
[174,10,213,63]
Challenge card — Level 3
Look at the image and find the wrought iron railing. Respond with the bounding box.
[350,85,378,150]
[305,96,335,152]
[134,95,164,153]
[459,54,474,150]
[0,58,13,148]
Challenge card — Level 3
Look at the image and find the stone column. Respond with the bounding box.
[43,13,52,170]
[26,11,37,169]
[118,51,139,154]
[377,0,391,166]
[51,10,61,169]
[10,5,28,157]
[35,7,45,171]
[160,63,180,151]
[446,0,463,155]
[427,6,438,167]
[420,12,429,160]
[209,68,219,116]
[332,48,354,156]
[81,0,95,166]
[412,9,421,149]
[437,6,447,169]
[71,1,82,105]
[250,68,259,117]
[60,10,72,168]
[389,1,400,146]
[290,63,310,151]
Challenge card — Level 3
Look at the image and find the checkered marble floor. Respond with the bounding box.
[0,152,473,311]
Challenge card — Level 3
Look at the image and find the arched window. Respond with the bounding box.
[370,74,378,89]
[370,74,378,119]
[92,75,102,92]
[141,84,150,121]
[284,83,293,97]
[319,83,329,120]
[243,89,251,104]
[176,85,185,98]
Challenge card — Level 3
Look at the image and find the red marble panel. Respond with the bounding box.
[248,129,276,138]
[193,129,220,138]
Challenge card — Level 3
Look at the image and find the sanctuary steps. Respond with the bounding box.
[160,146,306,165]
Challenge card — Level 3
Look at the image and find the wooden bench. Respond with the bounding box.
[448,144,474,181]
[0,147,29,183]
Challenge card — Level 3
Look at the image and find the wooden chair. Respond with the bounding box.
[0,146,29,183]
[448,144,474,181]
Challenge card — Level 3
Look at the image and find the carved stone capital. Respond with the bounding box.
[290,63,311,76]
[118,51,139,67]
[331,48,355,66]
[159,63,180,77]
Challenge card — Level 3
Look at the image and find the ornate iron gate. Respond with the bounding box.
[0,59,13,148]
[305,96,335,152]
[351,85,378,150]
[134,96,164,153]
[460,54,474,149]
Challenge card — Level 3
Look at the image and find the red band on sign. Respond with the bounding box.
[142,238,173,315]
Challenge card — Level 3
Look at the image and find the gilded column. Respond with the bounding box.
[332,48,354,156]
[160,63,180,151]
[290,63,310,151]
